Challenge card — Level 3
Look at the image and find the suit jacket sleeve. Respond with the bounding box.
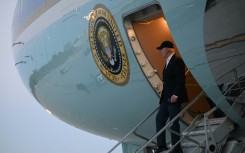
[173,57,186,97]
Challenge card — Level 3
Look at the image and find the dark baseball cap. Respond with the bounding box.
[156,40,174,50]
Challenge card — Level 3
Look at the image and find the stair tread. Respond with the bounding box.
[182,142,203,147]
[195,117,226,127]
[182,130,206,136]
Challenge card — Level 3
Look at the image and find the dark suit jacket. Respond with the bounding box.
[160,54,188,104]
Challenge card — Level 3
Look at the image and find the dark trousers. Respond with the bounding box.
[156,102,182,151]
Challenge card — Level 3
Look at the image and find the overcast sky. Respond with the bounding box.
[0,1,121,153]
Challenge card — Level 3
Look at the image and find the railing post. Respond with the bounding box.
[233,68,243,95]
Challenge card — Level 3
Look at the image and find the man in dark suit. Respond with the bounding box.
[155,41,188,153]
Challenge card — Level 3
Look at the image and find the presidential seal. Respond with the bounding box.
[89,4,130,85]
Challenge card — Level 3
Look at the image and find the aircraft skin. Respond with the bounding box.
[12,0,245,152]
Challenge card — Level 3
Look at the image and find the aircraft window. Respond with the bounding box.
[13,0,45,32]
[12,0,60,41]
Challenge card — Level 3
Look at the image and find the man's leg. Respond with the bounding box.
[156,102,169,149]
[169,103,182,152]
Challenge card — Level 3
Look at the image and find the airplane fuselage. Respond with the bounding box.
[12,0,245,152]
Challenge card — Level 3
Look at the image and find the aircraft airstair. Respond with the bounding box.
[108,63,245,153]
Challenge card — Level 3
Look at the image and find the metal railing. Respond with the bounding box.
[213,61,245,128]
[216,61,245,103]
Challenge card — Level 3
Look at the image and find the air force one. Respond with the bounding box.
[12,0,245,152]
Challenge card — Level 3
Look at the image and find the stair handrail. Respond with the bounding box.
[222,67,245,98]
[135,90,205,153]
[215,61,245,82]
[107,106,159,153]
[215,61,245,105]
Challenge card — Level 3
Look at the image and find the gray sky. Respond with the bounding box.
[0,1,121,153]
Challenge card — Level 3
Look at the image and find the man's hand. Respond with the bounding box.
[171,95,178,103]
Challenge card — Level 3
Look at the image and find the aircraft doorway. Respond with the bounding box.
[123,3,214,124]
